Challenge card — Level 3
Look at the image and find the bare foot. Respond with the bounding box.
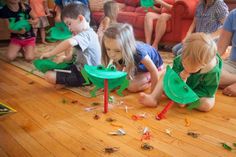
[178,104,186,108]
[42,41,48,44]
[222,83,236,97]
[139,92,158,107]
[55,84,65,89]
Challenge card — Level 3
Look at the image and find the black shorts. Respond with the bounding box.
[56,64,85,87]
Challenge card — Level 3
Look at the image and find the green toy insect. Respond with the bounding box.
[33,59,73,73]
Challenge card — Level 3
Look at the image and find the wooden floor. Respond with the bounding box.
[0,59,236,157]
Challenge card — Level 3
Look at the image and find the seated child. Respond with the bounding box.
[40,3,101,87]
[97,0,119,43]
[101,23,164,92]
[0,0,38,61]
[139,33,222,112]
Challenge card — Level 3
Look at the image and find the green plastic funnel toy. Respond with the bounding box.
[33,59,71,73]
[9,18,31,32]
[46,22,72,42]
[163,65,199,104]
[81,64,129,97]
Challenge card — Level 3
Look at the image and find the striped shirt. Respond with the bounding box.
[195,0,229,33]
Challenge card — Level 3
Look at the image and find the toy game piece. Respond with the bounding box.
[108,128,126,136]
[0,102,16,117]
[156,101,174,120]
[46,22,72,42]
[106,117,116,122]
[165,129,172,137]
[141,143,154,150]
[93,114,100,120]
[187,131,200,138]
[82,64,129,113]
[140,0,154,8]
[221,143,232,151]
[185,117,191,127]
[33,59,71,73]
[104,147,119,153]
[110,123,123,128]
[156,65,200,120]
[140,0,156,12]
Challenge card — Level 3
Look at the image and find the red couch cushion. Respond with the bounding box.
[115,0,125,3]
[125,0,140,7]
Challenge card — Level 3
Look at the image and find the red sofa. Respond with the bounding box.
[92,0,199,44]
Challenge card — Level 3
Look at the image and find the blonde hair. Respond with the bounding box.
[182,33,217,66]
[104,1,119,21]
[102,23,137,78]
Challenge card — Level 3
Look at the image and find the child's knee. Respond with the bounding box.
[6,52,17,61]
[25,55,34,61]
[44,71,56,84]
[145,12,155,21]
[24,49,35,61]
[159,13,170,21]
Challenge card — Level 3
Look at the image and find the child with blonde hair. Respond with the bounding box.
[97,0,119,43]
[102,23,164,92]
[139,33,222,112]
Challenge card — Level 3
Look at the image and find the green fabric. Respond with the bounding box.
[172,54,222,98]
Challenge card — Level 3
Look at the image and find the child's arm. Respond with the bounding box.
[182,17,196,43]
[101,17,110,31]
[28,7,39,27]
[41,39,73,59]
[54,5,62,22]
[43,0,51,16]
[141,55,159,91]
[217,29,232,56]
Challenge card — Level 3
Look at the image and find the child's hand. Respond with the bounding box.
[40,52,52,59]
[53,55,66,64]
[29,18,38,27]
[46,10,52,17]
[180,70,190,82]
[18,28,26,34]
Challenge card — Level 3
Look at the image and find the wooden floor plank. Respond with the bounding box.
[0,59,236,157]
